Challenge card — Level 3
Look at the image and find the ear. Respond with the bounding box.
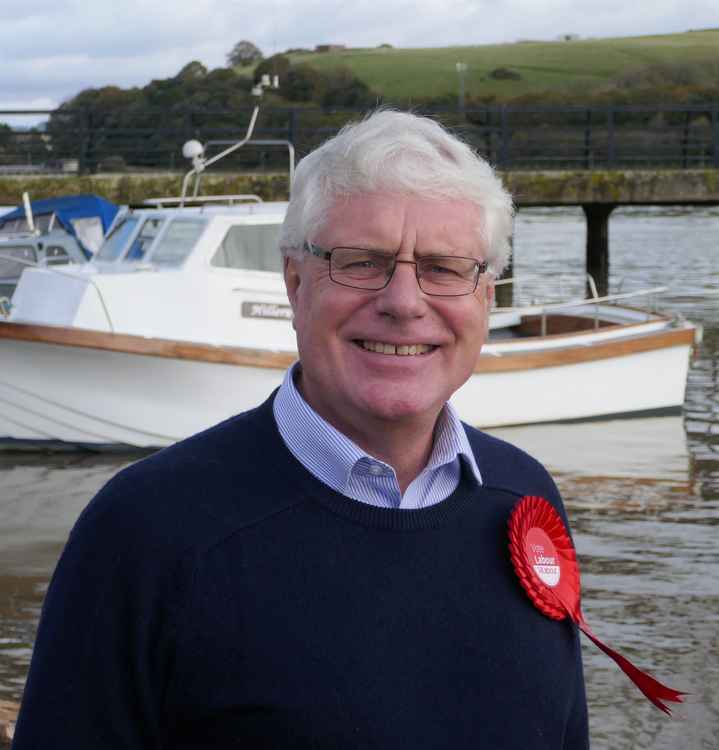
[284,255,301,307]
[485,280,495,308]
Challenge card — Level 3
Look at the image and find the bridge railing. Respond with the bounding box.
[0,104,717,174]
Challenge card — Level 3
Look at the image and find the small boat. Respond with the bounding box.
[0,194,119,302]
[0,99,700,450]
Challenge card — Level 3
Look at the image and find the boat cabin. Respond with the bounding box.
[8,200,295,352]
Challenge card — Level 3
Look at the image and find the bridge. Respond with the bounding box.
[498,168,719,304]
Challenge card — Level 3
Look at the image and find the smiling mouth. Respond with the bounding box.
[356,340,437,356]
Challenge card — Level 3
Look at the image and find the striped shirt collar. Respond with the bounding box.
[273,362,482,508]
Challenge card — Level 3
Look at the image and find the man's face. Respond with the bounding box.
[284,192,494,441]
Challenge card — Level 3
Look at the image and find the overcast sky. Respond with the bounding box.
[1,0,716,117]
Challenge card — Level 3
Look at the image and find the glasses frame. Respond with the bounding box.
[303,242,488,297]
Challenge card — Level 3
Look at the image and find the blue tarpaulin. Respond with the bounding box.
[0,194,119,257]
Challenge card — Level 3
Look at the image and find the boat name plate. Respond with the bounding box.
[241,301,293,321]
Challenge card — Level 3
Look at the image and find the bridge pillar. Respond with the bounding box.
[582,203,615,297]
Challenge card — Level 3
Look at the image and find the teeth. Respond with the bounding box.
[360,341,434,356]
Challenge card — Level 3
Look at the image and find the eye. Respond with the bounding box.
[332,249,390,276]
[346,257,378,269]
[427,262,461,276]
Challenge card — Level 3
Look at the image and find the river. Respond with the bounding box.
[1,205,717,748]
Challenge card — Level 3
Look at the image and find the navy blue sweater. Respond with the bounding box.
[13,394,588,748]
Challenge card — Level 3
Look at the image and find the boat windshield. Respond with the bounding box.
[126,218,163,261]
[148,219,207,267]
[96,216,140,262]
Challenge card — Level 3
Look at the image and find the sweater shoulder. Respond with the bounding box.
[72,394,298,556]
[463,423,563,507]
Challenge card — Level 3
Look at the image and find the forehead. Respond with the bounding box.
[316,192,485,254]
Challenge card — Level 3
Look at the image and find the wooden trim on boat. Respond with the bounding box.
[476,326,696,373]
[0,320,695,375]
[0,321,297,369]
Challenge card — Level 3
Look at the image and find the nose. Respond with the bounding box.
[374,260,427,320]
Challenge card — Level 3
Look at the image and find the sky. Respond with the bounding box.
[0,0,716,118]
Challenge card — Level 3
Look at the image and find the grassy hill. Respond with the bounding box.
[286,29,719,102]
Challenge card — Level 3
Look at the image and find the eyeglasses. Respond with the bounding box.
[304,242,488,297]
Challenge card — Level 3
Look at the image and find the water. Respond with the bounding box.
[0,206,717,748]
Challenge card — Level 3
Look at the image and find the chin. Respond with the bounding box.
[359,391,443,424]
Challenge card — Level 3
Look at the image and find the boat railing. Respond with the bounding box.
[195,138,296,197]
[494,272,600,304]
[0,254,115,332]
[142,194,263,208]
[177,77,289,208]
[494,285,669,337]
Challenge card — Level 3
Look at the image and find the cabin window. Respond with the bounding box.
[96,216,140,262]
[45,246,72,266]
[0,214,53,234]
[211,224,282,272]
[149,219,207,267]
[70,216,104,255]
[34,213,55,233]
[126,218,164,261]
[0,245,36,278]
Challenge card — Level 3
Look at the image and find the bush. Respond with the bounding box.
[321,67,378,108]
[281,65,324,102]
[488,67,522,81]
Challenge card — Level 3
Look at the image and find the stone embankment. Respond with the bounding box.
[3,169,719,207]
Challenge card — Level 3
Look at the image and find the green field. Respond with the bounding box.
[287,29,719,101]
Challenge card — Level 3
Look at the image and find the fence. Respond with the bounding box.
[1,104,718,174]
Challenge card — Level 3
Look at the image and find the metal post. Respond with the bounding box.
[499,106,509,167]
[682,111,690,169]
[456,62,467,115]
[583,109,592,169]
[288,109,297,146]
[77,108,89,176]
[606,108,615,167]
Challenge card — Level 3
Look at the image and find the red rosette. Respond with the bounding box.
[507,494,581,622]
[507,495,687,716]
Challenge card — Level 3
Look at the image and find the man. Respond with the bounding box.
[13,111,588,748]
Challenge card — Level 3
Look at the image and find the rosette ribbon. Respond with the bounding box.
[508,495,686,715]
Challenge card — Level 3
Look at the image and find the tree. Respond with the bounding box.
[253,54,290,84]
[176,61,208,81]
[227,40,263,67]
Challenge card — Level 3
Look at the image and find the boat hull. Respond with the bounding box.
[0,320,695,449]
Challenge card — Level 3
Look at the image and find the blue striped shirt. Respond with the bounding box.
[273,363,482,509]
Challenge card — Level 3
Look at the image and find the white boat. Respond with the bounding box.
[0,222,699,450]
[0,100,700,450]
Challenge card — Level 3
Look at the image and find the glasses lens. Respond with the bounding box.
[417,256,479,295]
[330,248,393,289]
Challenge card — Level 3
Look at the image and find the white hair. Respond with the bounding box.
[279,109,514,273]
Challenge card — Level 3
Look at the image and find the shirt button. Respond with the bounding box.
[368,464,384,476]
